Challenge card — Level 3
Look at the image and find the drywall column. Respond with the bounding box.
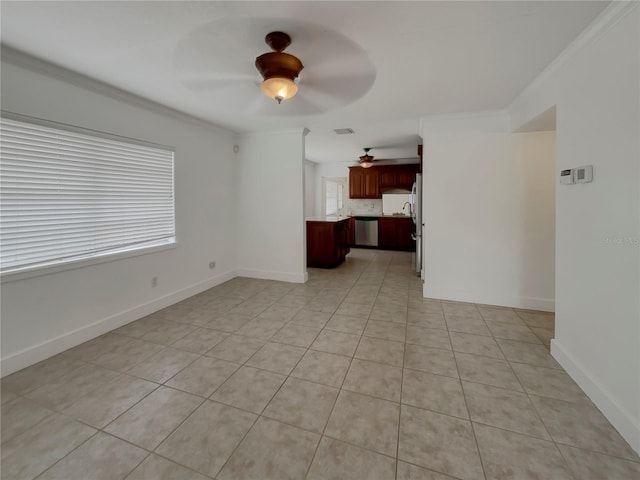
[304,160,316,219]
[508,3,640,454]
[236,129,308,283]
[552,7,640,455]
[419,113,556,311]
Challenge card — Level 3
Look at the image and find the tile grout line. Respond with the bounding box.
[302,251,387,480]
[180,282,298,478]
[30,429,101,480]
[206,259,377,478]
[107,281,285,479]
[491,327,559,449]
[451,302,489,480]
[21,253,637,479]
[395,264,410,480]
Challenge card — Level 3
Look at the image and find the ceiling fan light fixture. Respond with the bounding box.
[359,148,374,168]
[260,77,298,104]
[255,32,304,104]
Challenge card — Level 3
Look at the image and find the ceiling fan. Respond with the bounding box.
[355,146,419,168]
[358,148,376,168]
[174,18,376,115]
[255,31,303,104]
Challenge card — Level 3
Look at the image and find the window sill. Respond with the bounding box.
[1,242,177,284]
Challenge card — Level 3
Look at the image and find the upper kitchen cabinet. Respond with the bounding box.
[396,165,418,189]
[348,167,380,198]
[349,164,419,198]
[379,168,396,188]
[379,165,419,191]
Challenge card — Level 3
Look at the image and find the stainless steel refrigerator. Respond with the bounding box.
[411,173,422,276]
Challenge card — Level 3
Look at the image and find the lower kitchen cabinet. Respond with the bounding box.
[306,218,350,268]
[378,217,415,251]
[348,217,356,246]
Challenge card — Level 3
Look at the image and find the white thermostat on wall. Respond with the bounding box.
[560,169,574,185]
[575,165,593,183]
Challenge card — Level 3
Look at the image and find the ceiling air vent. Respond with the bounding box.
[334,128,355,135]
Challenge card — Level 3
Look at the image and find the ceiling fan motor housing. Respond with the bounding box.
[264,31,291,52]
[255,32,304,103]
[359,148,375,167]
[255,52,304,81]
[359,148,374,162]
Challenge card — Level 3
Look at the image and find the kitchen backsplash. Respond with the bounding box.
[342,198,383,216]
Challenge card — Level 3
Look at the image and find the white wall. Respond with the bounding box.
[0,58,238,375]
[236,130,307,283]
[304,160,316,218]
[509,4,640,454]
[420,119,556,311]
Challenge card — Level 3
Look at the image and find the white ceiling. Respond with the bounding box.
[1,1,608,163]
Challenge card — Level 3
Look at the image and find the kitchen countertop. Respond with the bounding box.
[306,216,350,222]
[352,214,411,218]
[306,213,411,222]
[306,215,411,222]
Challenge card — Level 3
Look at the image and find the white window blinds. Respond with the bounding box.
[0,114,175,275]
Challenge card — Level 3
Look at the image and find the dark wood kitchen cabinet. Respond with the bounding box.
[379,168,396,188]
[306,218,350,268]
[396,165,418,189]
[378,165,418,191]
[348,217,356,246]
[349,168,364,198]
[348,167,379,198]
[350,165,418,198]
[378,217,415,251]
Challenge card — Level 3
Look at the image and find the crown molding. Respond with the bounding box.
[512,1,639,104]
[1,45,233,135]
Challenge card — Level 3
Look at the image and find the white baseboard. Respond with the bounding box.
[0,270,238,377]
[551,339,640,455]
[423,285,555,312]
[517,296,555,312]
[236,268,307,284]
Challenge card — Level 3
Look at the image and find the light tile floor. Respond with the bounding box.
[2,249,639,480]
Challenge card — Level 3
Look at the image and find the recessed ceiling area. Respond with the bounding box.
[0,1,609,162]
[305,118,422,165]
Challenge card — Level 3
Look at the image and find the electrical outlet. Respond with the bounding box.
[209,261,216,269]
[151,276,158,287]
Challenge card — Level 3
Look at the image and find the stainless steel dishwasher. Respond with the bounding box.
[354,217,378,247]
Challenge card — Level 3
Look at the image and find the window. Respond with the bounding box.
[0,113,175,277]
[324,178,344,216]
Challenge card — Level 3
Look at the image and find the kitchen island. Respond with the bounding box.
[306,217,350,268]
